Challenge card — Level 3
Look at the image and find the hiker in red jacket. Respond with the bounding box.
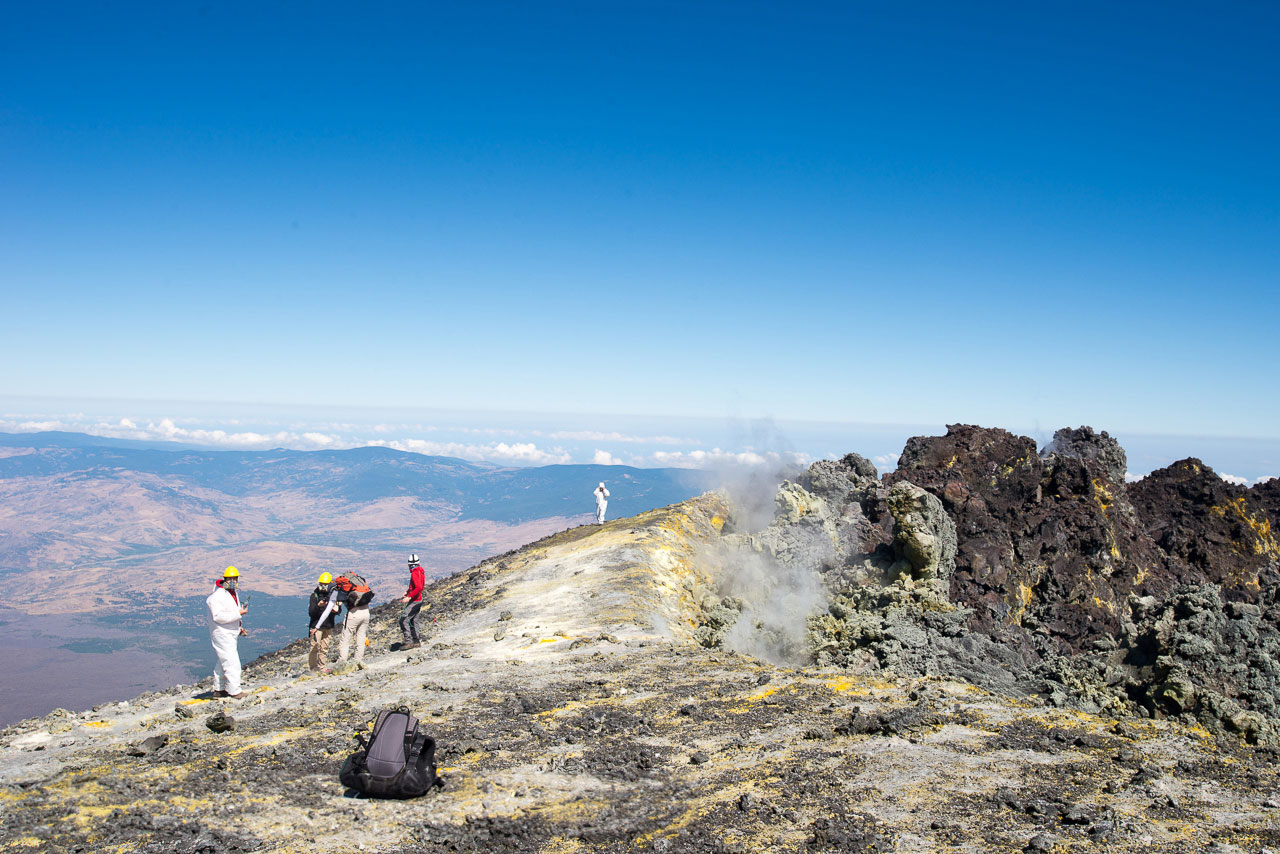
[399,553,425,650]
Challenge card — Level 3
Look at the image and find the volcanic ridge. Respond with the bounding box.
[2,424,1279,853]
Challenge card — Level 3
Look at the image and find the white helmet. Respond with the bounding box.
[408,553,420,565]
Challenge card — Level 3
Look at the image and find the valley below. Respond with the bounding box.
[0,432,707,723]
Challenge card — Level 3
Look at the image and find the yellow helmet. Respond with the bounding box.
[223,566,240,578]
[318,572,333,585]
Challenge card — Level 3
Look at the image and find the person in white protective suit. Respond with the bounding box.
[206,566,249,699]
[594,482,610,524]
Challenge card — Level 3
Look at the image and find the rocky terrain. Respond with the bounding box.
[729,425,1280,745]
[2,425,1278,853]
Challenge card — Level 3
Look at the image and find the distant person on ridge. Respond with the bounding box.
[398,553,425,650]
[307,573,339,673]
[206,566,249,699]
[594,482,610,524]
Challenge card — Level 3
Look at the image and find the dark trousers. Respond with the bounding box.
[400,600,423,642]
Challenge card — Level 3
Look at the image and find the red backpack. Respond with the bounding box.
[335,573,374,607]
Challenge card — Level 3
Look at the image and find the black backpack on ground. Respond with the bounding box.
[339,708,443,799]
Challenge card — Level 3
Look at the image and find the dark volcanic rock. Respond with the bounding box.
[1045,425,1127,485]
[126,734,169,757]
[1124,584,1280,741]
[842,701,938,737]
[888,424,1170,646]
[806,810,893,852]
[1129,458,1280,600]
[206,712,235,733]
[1253,477,1280,524]
[749,424,1280,741]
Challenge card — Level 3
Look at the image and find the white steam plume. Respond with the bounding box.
[701,541,828,666]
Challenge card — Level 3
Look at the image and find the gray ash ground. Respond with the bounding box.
[5,634,1280,852]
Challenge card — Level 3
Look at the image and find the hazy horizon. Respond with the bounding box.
[2,395,1275,485]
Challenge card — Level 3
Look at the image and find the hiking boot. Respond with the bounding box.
[401,641,420,650]
[226,692,248,700]
[213,690,229,698]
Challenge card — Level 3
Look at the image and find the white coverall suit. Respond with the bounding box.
[206,586,244,694]
[594,484,610,524]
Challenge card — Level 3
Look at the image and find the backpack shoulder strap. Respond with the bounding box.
[371,709,394,733]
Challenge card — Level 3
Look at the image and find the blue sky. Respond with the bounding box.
[2,3,1277,466]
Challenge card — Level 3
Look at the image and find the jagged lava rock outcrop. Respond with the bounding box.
[1129,457,1280,597]
[734,424,1280,743]
[888,425,1170,645]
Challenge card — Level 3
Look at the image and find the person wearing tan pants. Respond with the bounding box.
[308,573,340,673]
[338,603,370,663]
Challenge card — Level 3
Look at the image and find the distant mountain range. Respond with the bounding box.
[0,431,714,614]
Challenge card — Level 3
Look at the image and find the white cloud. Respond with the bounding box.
[1125,471,1143,483]
[369,438,572,466]
[0,413,831,472]
[459,426,523,437]
[0,415,571,465]
[491,442,571,464]
[873,453,899,472]
[649,448,809,469]
[0,416,343,451]
[550,430,695,445]
[12,420,65,431]
[1221,473,1278,486]
[145,418,345,450]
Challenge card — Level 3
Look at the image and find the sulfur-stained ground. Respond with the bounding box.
[2,497,1279,853]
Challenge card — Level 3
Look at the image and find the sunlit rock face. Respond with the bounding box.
[3,430,1280,853]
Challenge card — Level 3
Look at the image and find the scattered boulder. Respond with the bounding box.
[126,735,169,757]
[205,712,235,734]
[840,701,938,737]
[1025,832,1055,852]
[1043,425,1127,485]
